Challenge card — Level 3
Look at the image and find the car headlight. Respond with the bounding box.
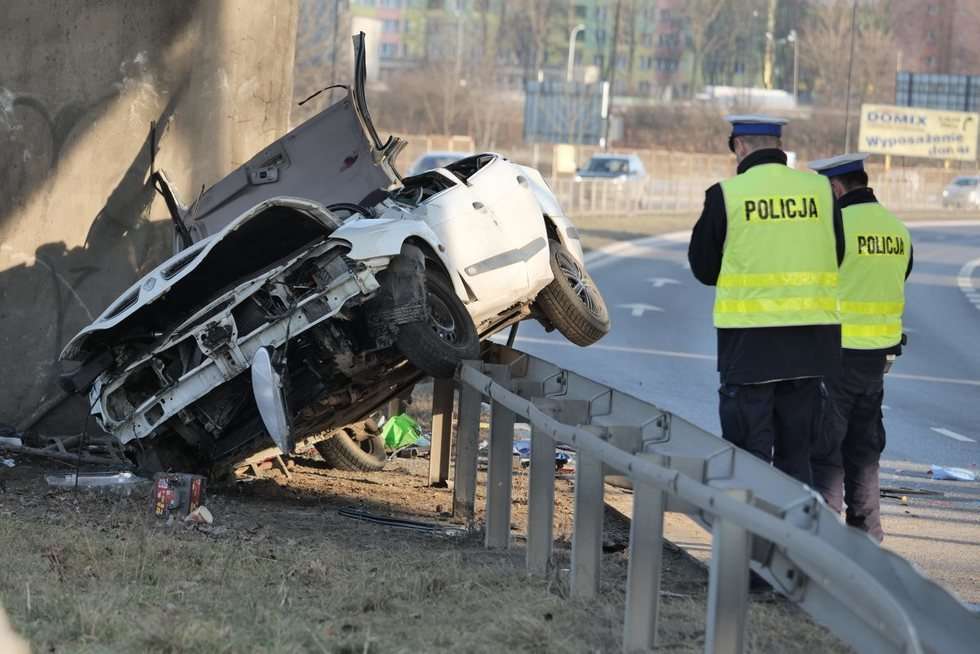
[971,191,979,202]
[574,175,583,182]
[943,190,949,197]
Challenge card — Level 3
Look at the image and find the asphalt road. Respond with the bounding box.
[512,221,980,604]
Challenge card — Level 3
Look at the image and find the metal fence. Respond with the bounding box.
[427,344,979,654]
[396,136,976,215]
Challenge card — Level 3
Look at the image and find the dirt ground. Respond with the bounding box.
[0,434,850,654]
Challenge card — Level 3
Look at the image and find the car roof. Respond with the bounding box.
[416,151,465,159]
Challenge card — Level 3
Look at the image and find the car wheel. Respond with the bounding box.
[314,420,386,472]
[536,239,609,346]
[396,268,479,378]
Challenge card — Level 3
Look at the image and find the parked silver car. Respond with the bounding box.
[942,175,980,208]
[574,154,647,183]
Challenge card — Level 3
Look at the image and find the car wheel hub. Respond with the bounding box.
[557,251,604,318]
[427,292,459,343]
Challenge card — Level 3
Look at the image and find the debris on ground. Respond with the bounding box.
[929,465,977,481]
[382,413,423,450]
[337,507,465,537]
[3,434,131,468]
[151,472,207,518]
[44,471,149,495]
[184,505,214,525]
[1,458,14,468]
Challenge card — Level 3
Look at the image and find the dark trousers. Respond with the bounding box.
[811,363,886,542]
[718,378,826,485]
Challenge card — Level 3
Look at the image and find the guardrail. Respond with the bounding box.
[428,343,979,654]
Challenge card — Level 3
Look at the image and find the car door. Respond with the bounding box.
[449,155,551,297]
[418,171,529,323]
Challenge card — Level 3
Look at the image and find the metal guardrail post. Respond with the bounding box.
[428,377,455,487]
[526,424,556,575]
[571,430,605,600]
[623,453,667,654]
[452,364,483,524]
[705,488,753,654]
[484,365,514,549]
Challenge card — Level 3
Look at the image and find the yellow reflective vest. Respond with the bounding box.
[838,201,910,349]
[715,164,840,329]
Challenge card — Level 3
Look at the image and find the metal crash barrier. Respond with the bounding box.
[427,344,979,654]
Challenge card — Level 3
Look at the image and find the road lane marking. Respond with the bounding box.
[647,277,680,288]
[617,303,663,317]
[889,372,980,387]
[584,230,690,271]
[905,219,980,228]
[956,256,980,312]
[512,336,715,361]
[931,427,977,443]
[509,336,980,385]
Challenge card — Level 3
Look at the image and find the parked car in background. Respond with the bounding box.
[942,175,980,208]
[574,154,647,183]
[407,151,469,176]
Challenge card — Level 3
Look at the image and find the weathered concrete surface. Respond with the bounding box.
[0,1,298,432]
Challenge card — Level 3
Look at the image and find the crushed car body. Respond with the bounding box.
[59,34,610,473]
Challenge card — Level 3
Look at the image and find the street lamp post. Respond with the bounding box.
[766,30,800,106]
[787,29,799,105]
[566,23,585,83]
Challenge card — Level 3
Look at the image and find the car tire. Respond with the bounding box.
[314,421,386,472]
[396,268,479,378]
[536,239,609,346]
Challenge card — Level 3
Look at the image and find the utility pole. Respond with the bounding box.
[843,0,859,152]
[329,0,343,103]
[602,0,623,149]
[763,0,778,89]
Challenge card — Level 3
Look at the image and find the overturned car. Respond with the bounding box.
[59,35,609,473]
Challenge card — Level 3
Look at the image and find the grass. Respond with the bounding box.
[0,467,852,653]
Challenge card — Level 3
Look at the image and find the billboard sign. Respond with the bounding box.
[858,103,979,161]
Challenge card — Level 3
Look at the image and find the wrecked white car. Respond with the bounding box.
[59,35,609,473]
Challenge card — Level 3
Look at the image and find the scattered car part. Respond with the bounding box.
[337,507,464,536]
[314,420,386,472]
[151,472,207,518]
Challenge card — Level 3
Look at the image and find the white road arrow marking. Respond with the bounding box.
[618,303,664,317]
[931,427,976,443]
[647,277,681,288]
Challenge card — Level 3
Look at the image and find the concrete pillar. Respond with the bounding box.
[0,1,298,432]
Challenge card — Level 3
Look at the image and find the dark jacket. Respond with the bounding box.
[837,187,914,368]
[688,148,846,384]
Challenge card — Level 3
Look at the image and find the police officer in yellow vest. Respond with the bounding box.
[808,153,912,542]
[689,115,844,485]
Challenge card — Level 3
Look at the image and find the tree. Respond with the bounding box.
[800,0,896,107]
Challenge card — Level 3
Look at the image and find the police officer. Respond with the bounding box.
[808,153,912,542]
[689,116,844,485]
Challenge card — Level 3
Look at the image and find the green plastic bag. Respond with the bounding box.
[382,413,422,450]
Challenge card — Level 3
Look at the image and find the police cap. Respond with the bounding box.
[725,115,789,152]
[807,152,870,178]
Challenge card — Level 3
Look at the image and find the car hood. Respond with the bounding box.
[61,197,341,362]
[182,32,405,241]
